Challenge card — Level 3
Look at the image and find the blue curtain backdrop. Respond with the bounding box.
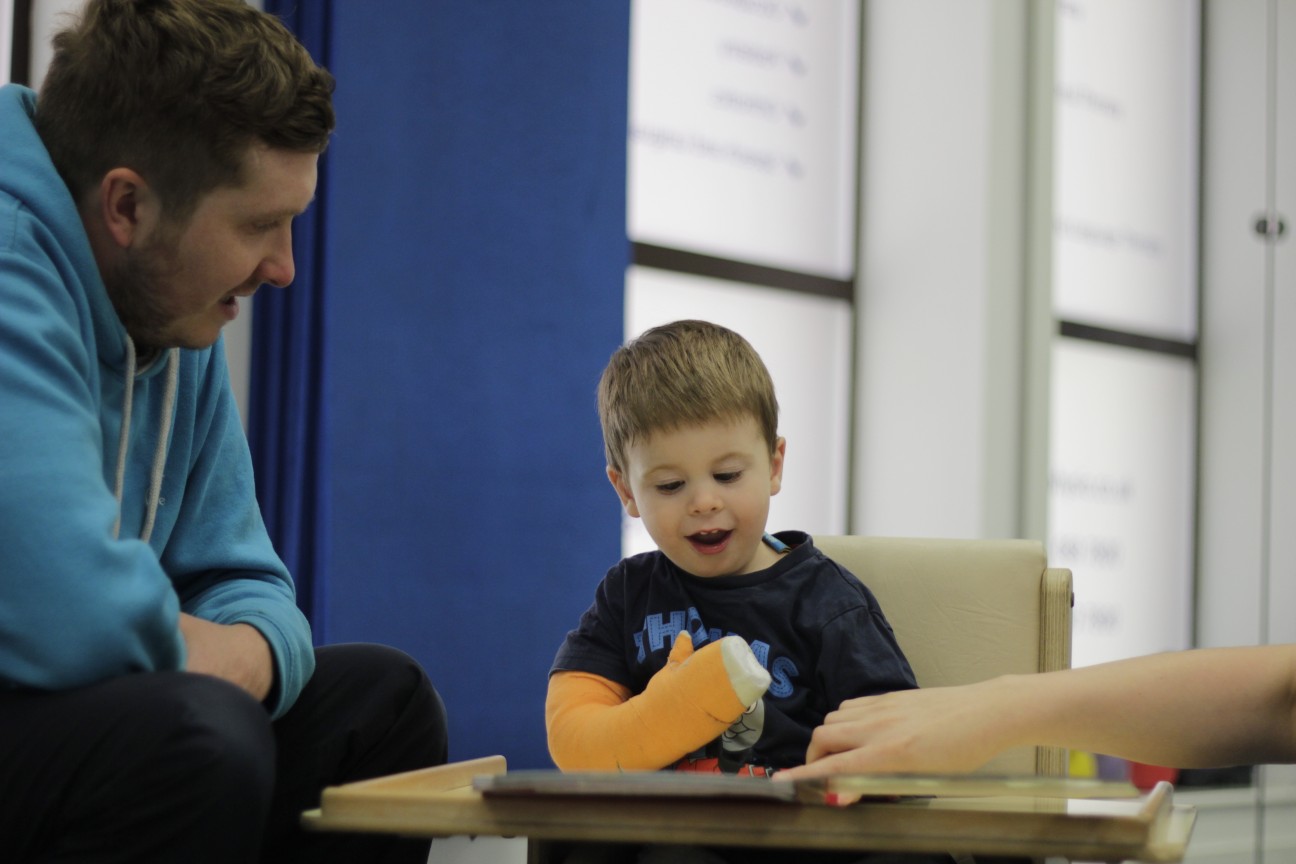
[249,3,628,769]
[249,1,333,636]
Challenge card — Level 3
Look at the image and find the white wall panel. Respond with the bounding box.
[1053,0,1200,341]
[1048,339,1196,667]
[853,0,1029,540]
[628,0,858,279]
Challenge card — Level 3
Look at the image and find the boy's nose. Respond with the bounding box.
[689,488,723,514]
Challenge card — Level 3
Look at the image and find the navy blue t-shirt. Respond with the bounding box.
[550,531,918,771]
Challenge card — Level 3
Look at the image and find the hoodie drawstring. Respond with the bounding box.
[110,338,136,540]
[112,338,179,543]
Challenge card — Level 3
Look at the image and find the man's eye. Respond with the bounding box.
[655,481,684,494]
[715,471,742,484]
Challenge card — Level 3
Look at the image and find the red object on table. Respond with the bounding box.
[1128,761,1179,791]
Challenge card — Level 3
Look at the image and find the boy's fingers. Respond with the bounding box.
[667,630,695,664]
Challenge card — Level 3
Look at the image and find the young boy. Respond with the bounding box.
[546,319,919,778]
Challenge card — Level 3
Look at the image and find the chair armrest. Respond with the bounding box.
[1036,566,1074,776]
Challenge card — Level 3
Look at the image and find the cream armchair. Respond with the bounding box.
[814,535,1073,777]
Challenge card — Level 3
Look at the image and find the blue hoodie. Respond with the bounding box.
[0,84,314,717]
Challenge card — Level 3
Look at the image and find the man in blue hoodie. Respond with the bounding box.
[0,1,447,861]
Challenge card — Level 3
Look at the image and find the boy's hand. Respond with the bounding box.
[717,634,772,707]
[545,631,772,771]
[664,632,771,708]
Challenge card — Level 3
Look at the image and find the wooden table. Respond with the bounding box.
[302,756,1196,863]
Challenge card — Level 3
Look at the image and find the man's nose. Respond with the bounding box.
[260,228,296,288]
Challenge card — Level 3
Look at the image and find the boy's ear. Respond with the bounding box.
[606,466,641,518]
[769,437,787,497]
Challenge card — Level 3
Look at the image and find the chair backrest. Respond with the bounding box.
[814,535,1073,777]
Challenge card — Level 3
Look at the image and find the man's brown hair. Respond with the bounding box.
[597,319,780,474]
[35,0,335,222]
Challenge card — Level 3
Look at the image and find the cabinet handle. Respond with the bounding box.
[1253,214,1288,240]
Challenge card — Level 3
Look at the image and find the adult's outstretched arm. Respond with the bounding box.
[781,644,1296,779]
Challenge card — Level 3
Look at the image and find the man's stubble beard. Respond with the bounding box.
[102,230,183,358]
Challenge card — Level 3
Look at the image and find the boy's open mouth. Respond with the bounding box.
[688,529,732,553]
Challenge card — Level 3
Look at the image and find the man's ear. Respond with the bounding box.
[768,437,787,497]
[606,466,641,518]
[97,168,158,249]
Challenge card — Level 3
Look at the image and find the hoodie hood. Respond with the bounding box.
[0,84,135,373]
[1,84,178,541]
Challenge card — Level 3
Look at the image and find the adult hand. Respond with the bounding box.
[179,613,274,702]
[779,681,1015,780]
[782,646,1296,782]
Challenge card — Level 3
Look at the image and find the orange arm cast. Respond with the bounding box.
[545,632,749,771]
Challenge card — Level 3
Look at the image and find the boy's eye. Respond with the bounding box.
[714,471,742,484]
[655,481,684,494]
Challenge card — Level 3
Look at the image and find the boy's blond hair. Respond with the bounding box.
[597,320,779,474]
